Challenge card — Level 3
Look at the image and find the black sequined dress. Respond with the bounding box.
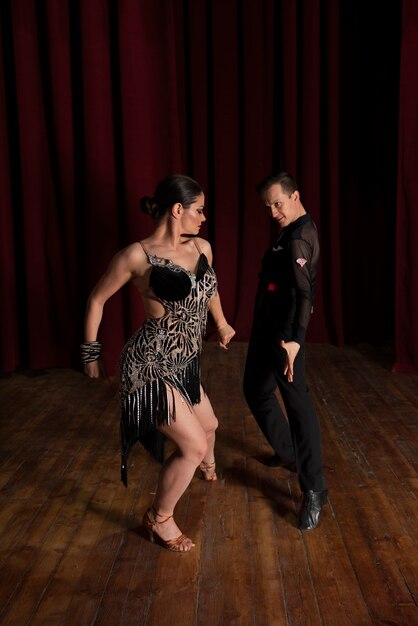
[119,242,217,485]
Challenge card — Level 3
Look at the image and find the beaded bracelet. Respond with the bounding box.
[80,341,102,363]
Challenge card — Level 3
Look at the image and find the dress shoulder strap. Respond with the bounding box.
[139,241,165,268]
[139,241,150,257]
[193,238,202,254]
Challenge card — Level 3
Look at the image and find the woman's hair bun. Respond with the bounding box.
[139,175,202,221]
[139,196,159,219]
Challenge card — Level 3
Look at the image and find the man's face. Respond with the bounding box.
[262,183,300,228]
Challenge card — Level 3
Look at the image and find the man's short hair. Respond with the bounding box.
[256,172,298,196]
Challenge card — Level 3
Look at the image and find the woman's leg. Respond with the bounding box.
[149,388,208,547]
[192,386,219,467]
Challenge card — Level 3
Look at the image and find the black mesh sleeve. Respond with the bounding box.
[289,237,317,345]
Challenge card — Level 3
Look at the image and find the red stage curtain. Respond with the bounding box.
[172,0,343,344]
[0,30,18,373]
[0,0,184,373]
[0,0,404,375]
[394,0,418,373]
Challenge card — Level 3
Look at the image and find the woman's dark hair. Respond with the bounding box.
[256,171,298,196]
[140,174,203,220]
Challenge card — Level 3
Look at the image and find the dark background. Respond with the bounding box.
[1,0,417,375]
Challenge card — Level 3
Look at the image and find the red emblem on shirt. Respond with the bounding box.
[296,258,307,267]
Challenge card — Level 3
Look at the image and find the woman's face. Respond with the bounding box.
[180,193,206,234]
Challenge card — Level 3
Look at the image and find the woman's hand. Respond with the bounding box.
[217,323,236,350]
[84,360,101,379]
[280,340,300,382]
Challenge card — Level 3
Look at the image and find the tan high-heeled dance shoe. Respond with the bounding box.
[142,508,194,552]
[199,460,217,481]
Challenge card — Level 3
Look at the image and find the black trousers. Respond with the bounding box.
[243,326,327,493]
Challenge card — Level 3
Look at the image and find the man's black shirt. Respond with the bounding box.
[255,213,320,346]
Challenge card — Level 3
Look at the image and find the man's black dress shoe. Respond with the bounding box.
[298,489,328,531]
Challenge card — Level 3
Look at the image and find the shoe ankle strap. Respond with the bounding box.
[150,507,173,524]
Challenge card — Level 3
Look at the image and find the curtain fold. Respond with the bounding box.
[394,0,418,373]
[0,0,406,375]
[0,23,19,372]
[9,0,63,369]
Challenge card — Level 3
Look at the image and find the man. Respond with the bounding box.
[243,172,327,531]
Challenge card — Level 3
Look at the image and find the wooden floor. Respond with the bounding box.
[0,342,417,626]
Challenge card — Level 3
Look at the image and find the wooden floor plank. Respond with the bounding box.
[0,343,418,625]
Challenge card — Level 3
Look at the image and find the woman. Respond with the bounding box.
[81,174,235,552]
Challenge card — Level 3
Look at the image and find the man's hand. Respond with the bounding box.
[280,340,300,382]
